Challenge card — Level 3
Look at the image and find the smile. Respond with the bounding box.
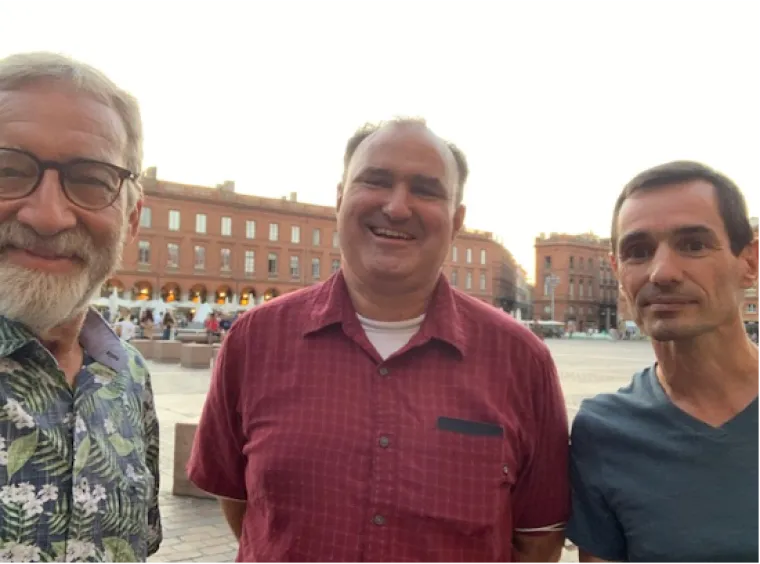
[369,227,415,241]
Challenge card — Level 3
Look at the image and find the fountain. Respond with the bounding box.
[192,303,213,324]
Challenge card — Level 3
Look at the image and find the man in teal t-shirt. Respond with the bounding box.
[568,161,758,562]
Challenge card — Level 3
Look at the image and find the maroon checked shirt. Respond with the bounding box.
[188,271,569,562]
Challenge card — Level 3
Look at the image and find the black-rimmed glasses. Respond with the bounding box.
[0,147,138,210]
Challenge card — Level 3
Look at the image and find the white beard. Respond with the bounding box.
[0,220,126,336]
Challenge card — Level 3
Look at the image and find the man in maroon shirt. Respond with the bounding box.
[187,118,570,561]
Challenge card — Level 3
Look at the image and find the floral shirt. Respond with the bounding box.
[0,310,162,562]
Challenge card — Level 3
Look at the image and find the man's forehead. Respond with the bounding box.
[618,181,723,236]
[349,123,455,176]
[0,84,127,161]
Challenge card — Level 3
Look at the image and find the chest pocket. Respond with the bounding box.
[396,426,514,533]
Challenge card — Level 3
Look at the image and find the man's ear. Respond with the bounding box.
[127,198,143,242]
[452,205,466,239]
[738,237,759,290]
[336,182,343,213]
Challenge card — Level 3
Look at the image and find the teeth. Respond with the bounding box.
[372,227,413,240]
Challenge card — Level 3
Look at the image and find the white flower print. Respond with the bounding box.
[74,415,87,434]
[64,540,98,562]
[103,417,116,435]
[0,482,36,506]
[0,541,42,562]
[21,496,44,518]
[73,479,107,517]
[37,484,59,503]
[61,412,75,428]
[0,436,7,466]
[3,398,35,429]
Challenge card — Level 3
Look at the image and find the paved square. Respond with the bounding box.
[148,339,655,562]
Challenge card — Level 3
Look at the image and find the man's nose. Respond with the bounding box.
[382,185,413,221]
[14,170,78,236]
[648,245,684,286]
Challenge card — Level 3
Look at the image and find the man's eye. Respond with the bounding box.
[622,246,651,260]
[681,239,707,253]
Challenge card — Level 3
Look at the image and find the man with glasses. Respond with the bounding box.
[0,53,161,562]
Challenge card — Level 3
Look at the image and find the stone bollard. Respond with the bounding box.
[172,422,214,499]
[129,339,154,359]
[180,343,214,369]
[210,344,222,369]
[153,340,182,363]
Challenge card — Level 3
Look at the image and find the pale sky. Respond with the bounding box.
[1,0,758,281]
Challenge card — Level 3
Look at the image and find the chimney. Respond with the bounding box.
[220,180,235,193]
[289,192,297,202]
[143,166,157,179]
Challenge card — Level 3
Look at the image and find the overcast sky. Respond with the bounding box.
[2,0,758,280]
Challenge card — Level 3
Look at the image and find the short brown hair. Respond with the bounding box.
[342,117,469,206]
[611,160,754,256]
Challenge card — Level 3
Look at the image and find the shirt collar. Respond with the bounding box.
[0,308,127,371]
[303,270,467,357]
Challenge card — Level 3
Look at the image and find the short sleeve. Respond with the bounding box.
[186,322,248,500]
[512,349,570,532]
[566,405,627,560]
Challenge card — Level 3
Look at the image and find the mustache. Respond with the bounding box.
[0,221,94,261]
[635,286,695,306]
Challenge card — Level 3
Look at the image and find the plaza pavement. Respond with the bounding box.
[147,339,656,563]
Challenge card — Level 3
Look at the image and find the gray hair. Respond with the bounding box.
[0,51,144,211]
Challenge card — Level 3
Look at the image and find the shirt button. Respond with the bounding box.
[378,367,389,376]
[378,436,390,448]
[372,514,386,526]
[503,464,510,475]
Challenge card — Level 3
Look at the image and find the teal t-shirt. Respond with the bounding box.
[567,366,758,562]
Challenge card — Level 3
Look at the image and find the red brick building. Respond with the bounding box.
[533,233,618,330]
[103,169,520,316]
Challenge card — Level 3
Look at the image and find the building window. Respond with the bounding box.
[221,216,232,237]
[480,249,486,265]
[466,248,472,264]
[747,303,758,314]
[221,248,231,271]
[465,271,473,290]
[244,250,255,274]
[269,223,279,242]
[166,243,179,268]
[168,210,180,231]
[579,257,584,270]
[140,207,151,228]
[452,246,458,262]
[291,225,301,244]
[579,281,584,298]
[268,253,278,277]
[588,258,594,271]
[451,269,458,286]
[569,256,575,269]
[138,241,150,264]
[194,246,205,269]
[544,256,552,269]
[290,256,300,279]
[312,228,321,246]
[246,220,256,239]
[479,272,486,291]
[332,231,339,248]
[195,213,207,234]
[588,281,593,299]
[569,278,575,298]
[331,258,341,273]
[312,257,321,279]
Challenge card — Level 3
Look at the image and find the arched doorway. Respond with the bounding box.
[263,288,280,302]
[100,279,125,298]
[215,285,233,305]
[161,283,181,303]
[133,281,153,301]
[239,287,257,306]
[189,284,207,304]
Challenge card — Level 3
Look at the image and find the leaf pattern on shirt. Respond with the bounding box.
[0,314,162,562]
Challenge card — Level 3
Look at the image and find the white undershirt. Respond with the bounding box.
[357,313,425,360]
